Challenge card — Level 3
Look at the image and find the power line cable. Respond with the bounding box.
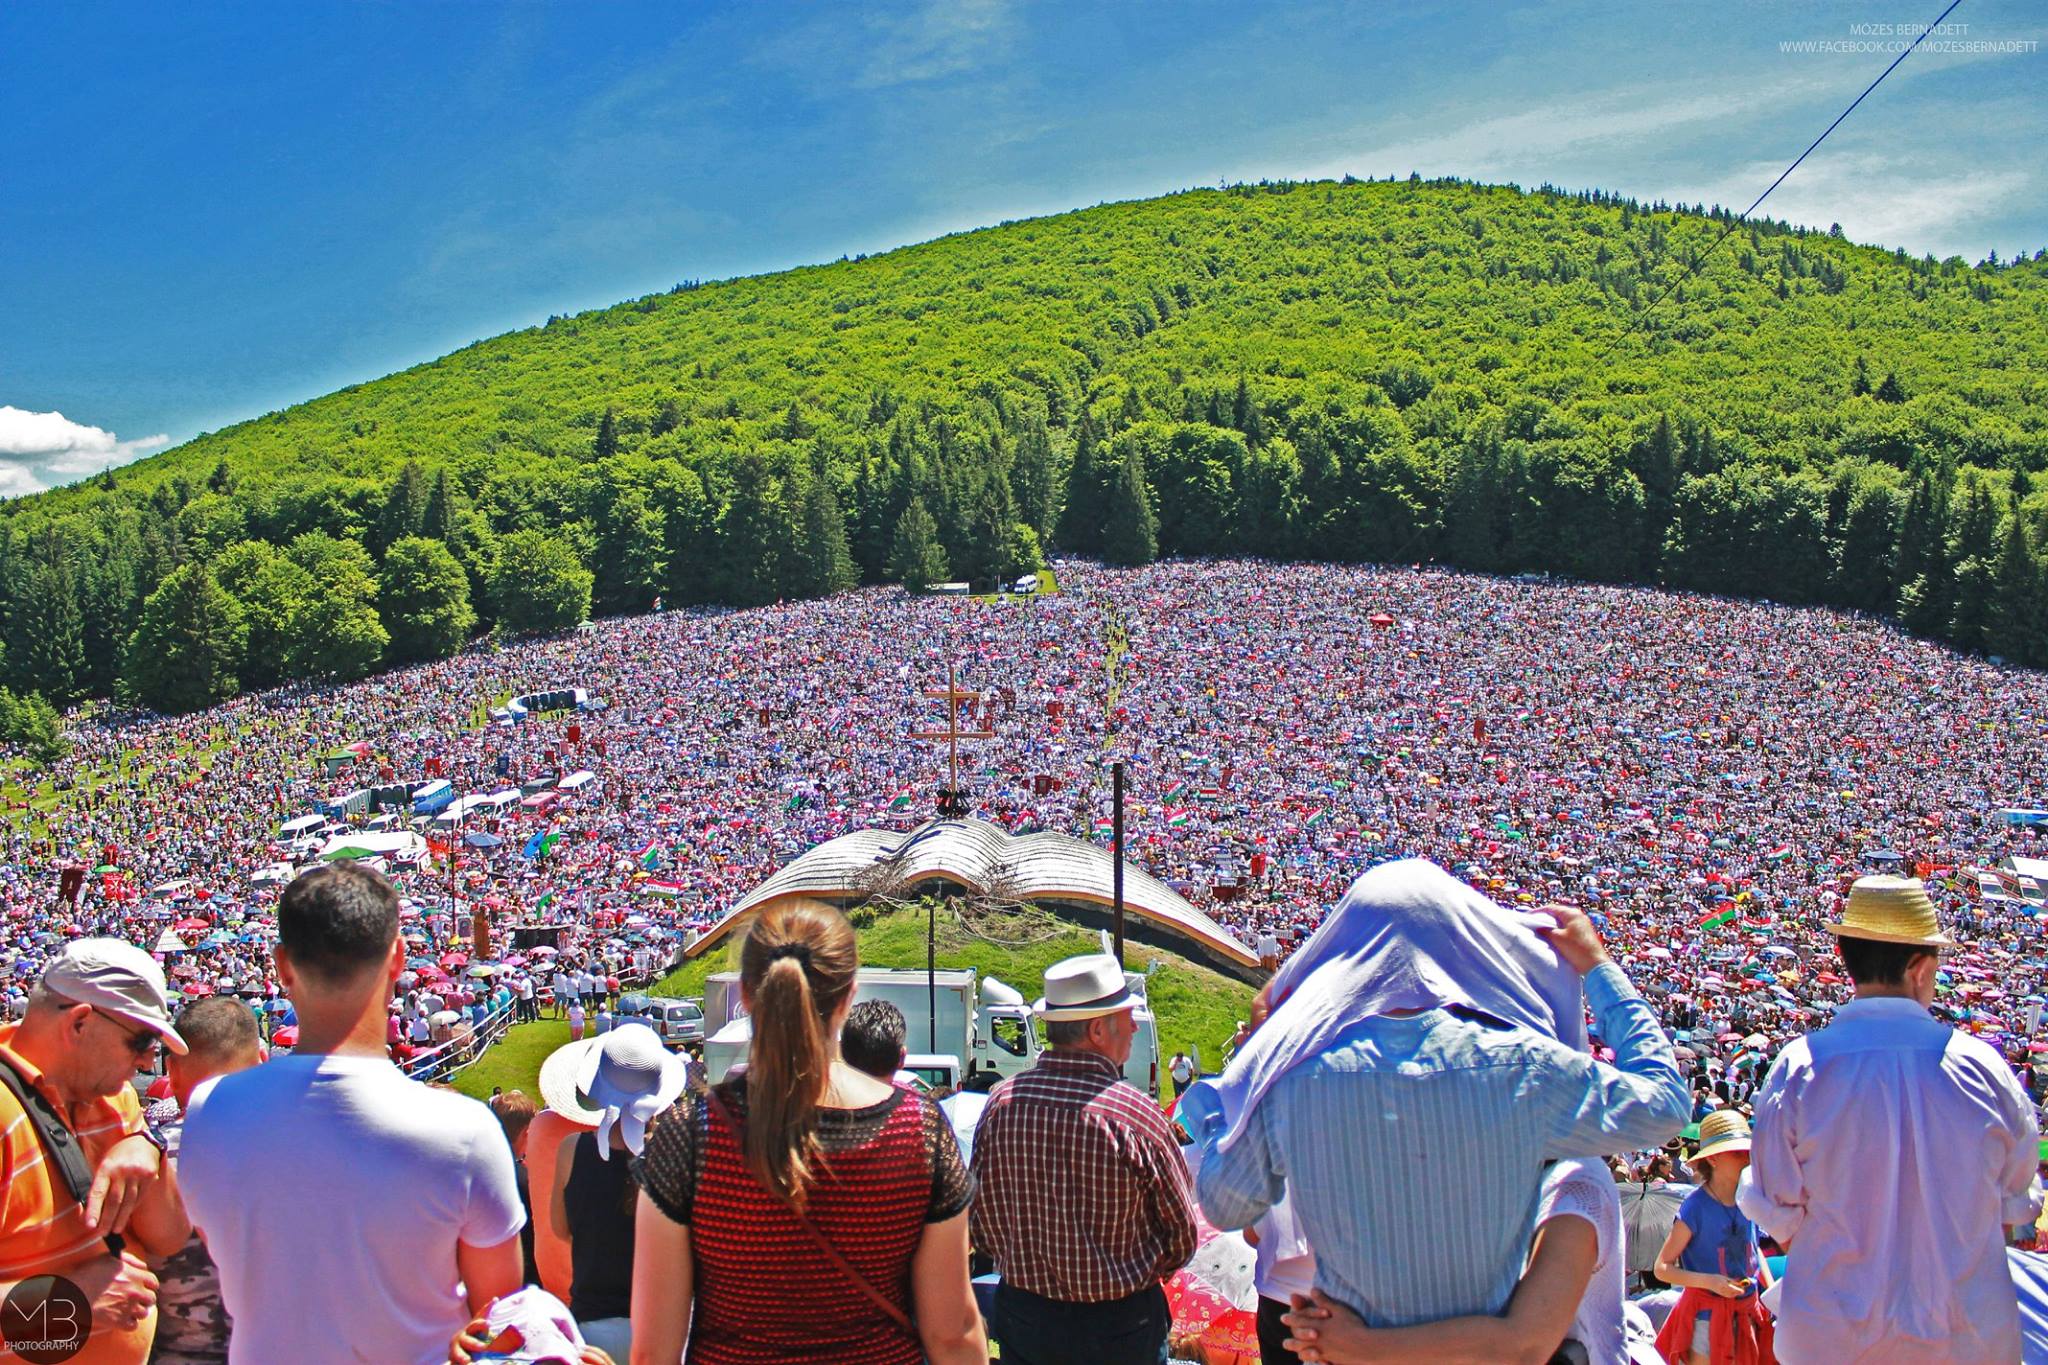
[1627,0,1966,330]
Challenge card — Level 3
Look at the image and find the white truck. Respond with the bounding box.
[700,962,1164,1098]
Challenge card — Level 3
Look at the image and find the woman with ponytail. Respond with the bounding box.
[628,899,987,1364]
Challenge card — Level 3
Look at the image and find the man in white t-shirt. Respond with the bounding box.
[180,862,524,1365]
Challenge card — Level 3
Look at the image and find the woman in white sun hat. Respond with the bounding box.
[528,1022,685,1364]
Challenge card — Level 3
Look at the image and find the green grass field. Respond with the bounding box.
[456,900,1253,1102]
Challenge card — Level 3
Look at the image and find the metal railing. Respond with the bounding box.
[400,996,519,1084]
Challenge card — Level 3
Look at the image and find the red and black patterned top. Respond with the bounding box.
[636,1080,973,1365]
[968,1049,1198,1303]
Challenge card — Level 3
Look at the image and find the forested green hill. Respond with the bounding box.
[5,176,2047,722]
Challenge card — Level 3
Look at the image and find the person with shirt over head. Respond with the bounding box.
[1737,876,2038,1365]
[178,861,525,1365]
[1186,859,1688,1349]
[630,899,984,1365]
[0,939,190,1365]
[149,996,264,1365]
[972,952,1198,1365]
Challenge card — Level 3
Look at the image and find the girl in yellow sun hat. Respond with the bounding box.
[1653,1109,1776,1364]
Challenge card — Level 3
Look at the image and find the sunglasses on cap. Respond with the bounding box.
[92,1007,162,1058]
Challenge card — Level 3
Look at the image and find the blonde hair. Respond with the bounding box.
[738,899,858,1210]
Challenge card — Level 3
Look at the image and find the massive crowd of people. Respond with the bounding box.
[1,557,2046,1363]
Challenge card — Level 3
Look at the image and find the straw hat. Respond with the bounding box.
[1691,1109,1753,1163]
[1826,875,1950,948]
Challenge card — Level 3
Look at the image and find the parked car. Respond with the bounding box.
[645,997,705,1049]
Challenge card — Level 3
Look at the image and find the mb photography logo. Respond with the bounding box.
[1,1275,91,1363]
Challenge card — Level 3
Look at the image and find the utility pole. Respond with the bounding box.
[1112,761,1126,967]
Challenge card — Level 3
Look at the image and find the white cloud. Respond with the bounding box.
[856,0,1016,89]
[1689,152,2032,259]
[751,0,1017,92]
[0,406,170,496]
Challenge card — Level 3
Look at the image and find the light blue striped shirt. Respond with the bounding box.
[1197,962,1688,1327]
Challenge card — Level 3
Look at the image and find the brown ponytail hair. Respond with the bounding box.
[737,897,858,1209]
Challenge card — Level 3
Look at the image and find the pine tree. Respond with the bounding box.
[1009,414,1060,540]
[794,451,857,598]
[887,497,949,592]
[658,467,716,606]
[714,455,796,606]
[1850,355,1872,398]
[650,396,683,437]
[1100,445,1159,567]
[1056,410,1104,552]
[592,485,666,614]
[1874,371,1908,404]
[848,452,891,583]
[958,473,1020,590]
[1943,477,2000,651]
[423,467,462,542]
[376,460,430,554]
[1989,494,2048,665]
[1895,467,1955,631]
[1632,414,1679,575]
[594,407,620,460]
[7,528,87,708]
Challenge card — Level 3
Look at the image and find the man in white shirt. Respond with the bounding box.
[180,862,524,1365]
[1739,876,2038,1365]
[1255,924,1280,974]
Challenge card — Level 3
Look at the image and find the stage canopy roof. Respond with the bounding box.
[683,817,1260,980]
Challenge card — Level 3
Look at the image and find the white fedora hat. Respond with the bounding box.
[1033,954,1138,1022]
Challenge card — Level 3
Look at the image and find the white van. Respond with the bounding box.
[278,813,326,841]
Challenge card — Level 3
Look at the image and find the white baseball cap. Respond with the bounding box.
[41,938,189,1055]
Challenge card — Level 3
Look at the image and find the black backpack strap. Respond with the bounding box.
[0,1055,122,1254]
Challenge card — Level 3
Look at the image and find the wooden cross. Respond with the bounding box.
[910,663,994,817]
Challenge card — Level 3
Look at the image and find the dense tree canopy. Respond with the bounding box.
[0,175,2042,717]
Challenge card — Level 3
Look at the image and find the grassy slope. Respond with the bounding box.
[457,902,1254,1101]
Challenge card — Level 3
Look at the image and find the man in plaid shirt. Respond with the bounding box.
[970,954,1197,1364]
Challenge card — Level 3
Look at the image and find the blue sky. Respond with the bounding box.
[2,0,2040,494]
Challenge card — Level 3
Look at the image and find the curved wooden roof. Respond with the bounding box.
[682,818,1259,977]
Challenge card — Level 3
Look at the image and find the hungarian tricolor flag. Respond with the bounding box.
[633,839,661,870]
[641,879,686,898]
[889,788,915,811]
[1698,906,1740,931]
[1164,806,1190,828]
[1303,808,1327,830]
[1764,846,1792,863]
[1164,780,1188,801]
